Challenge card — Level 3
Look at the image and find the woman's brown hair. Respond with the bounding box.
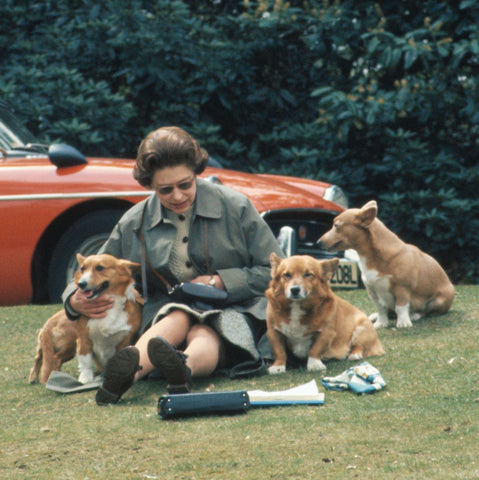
[133,126,209,187]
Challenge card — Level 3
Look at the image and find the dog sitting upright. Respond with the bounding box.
[29,253,142,384]
[265,253,384,374]
[318,200,455,328]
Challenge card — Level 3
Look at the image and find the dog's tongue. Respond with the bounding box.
[84,290,94,299]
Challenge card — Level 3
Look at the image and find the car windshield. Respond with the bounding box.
[0,102,37,151]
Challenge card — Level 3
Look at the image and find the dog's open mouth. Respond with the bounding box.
[81,281,110,299]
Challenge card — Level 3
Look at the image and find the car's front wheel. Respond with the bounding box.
[47,209,125,303]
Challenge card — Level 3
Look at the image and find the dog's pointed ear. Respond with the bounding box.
[355,200,377,228]
[76,253,85,265]
[320,258,339,282]
[270,252,283,277]
[121,260,141,276]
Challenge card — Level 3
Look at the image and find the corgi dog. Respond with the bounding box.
[317,200,454,328]
[29,254,142,384]
[265,253,384,374]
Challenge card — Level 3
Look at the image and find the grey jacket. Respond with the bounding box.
[96,178,284,332]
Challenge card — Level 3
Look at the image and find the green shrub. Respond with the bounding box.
[255,1,479,282]
[0,0,477,282]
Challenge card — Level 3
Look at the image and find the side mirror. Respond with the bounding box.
[48,144,87,168]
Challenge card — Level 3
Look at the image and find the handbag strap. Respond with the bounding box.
[138,229,173,291]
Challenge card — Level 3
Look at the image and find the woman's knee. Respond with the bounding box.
[143,310,192,346]
[157,310,191,329]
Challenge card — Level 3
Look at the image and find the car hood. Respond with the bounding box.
[203,166,341,213]
[1,155,342,213]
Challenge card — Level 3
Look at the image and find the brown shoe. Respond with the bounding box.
[147,337,192,394]
[96,346,140,405]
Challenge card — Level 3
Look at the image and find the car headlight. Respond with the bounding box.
[324,185,349,209]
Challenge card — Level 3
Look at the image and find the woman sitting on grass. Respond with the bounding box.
[63,126,284,405]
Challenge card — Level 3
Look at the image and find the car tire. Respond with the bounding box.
[47,209,125,303]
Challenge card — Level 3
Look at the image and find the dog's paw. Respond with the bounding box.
[307,357,326,371]
[267,365,286,375]
[78,372,94,384]
[395,304,413,328]
[396,317,413,328]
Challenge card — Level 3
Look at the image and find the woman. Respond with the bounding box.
[64,126,284,405]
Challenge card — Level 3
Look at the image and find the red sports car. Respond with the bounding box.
[0,100,359,305]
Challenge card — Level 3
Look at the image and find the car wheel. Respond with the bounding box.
[47,209,125,303]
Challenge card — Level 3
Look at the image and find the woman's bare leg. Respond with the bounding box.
[183,324,222,377]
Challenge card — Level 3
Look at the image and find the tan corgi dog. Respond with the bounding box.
[318,200,454,328]
[265,253,384,374]
[29,254,142,384]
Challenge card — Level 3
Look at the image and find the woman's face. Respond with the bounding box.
[151,165,197,214]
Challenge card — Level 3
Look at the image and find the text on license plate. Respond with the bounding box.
[330,261,359,288]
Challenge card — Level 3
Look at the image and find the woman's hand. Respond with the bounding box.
[191,274,225,291]
[69,289,115,318]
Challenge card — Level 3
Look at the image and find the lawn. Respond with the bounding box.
[1,286,478,479]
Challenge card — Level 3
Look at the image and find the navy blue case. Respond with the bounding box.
[158,390,250,419]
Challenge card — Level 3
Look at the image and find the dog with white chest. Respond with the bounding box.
[29,253,142,384]
[317,200,455,328]
[265,253,385,374]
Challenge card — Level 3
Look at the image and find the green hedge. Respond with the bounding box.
[1,0,477,282]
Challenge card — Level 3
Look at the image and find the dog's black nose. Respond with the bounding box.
[77,280,87,290]
[290,286,301,297]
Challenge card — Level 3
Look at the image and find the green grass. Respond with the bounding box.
[1,286,478,479]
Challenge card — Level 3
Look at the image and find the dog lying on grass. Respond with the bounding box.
[29,253,142,384]
[318,200,455,328]
[265,253,384,374]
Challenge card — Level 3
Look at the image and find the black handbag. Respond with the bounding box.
[168,282,228,308]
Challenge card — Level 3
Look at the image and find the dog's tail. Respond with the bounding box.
[352,323,386,358]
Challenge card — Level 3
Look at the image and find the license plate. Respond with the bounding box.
[330,260,360,288]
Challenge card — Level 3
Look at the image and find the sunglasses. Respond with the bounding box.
[155,177,195,196]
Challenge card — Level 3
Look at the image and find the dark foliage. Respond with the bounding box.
[1,0,477,282]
